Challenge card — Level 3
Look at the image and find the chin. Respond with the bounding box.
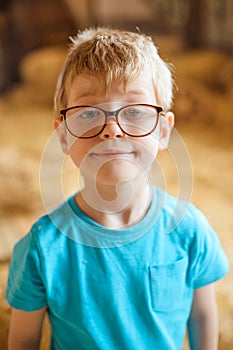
[96,161,141,186]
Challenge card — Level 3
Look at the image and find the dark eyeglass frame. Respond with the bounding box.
[59,103,163,139]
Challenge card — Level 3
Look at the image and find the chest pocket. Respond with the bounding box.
[149,256,189,312]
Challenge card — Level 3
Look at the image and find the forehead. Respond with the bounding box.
[69,75,105,97]
[67,70,156,106]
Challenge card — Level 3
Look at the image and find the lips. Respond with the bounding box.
[91,149,135,158]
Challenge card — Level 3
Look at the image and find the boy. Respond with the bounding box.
[7,27,228,350]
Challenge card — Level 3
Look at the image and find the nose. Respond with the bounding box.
[99,116,125,140]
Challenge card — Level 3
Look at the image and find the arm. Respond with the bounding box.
[188,283,218,350]
[8,307,47,350]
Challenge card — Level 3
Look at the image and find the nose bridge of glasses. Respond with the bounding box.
[105,109,119,121]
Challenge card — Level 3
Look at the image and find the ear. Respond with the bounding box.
[159,111,175,151]
[54,119,69,154]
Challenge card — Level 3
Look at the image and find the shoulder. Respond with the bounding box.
[155,188,227,253]
[155,187,208,236]
[14,196,77,254]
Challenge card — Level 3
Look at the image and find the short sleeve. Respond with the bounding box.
[189,207,229,289]
[6,231,47,311]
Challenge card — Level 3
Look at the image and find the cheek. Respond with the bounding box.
[146,139,159,157]
[149,128,161,157]
[133,136,159,174]
[138,136,160,159]
[67,138,90,168]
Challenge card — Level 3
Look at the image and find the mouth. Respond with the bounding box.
[91,150,136,158]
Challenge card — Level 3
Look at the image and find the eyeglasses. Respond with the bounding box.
[59,104,163,139]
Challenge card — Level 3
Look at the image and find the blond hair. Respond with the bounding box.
[54,27,174,115]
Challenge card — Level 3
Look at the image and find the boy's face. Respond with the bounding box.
[55,69,174,186]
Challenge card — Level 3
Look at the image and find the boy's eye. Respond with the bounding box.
[78,109,101,119]
[123,108,143,118]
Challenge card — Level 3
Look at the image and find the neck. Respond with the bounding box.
[75,174,152,229]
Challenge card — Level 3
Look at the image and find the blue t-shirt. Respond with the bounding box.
[6,187,229,350]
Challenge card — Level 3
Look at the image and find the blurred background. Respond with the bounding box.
[0,0,232,349]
